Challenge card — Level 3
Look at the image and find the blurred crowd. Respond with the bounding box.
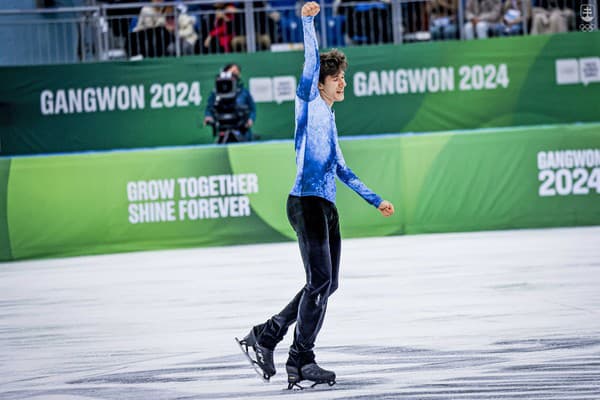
[97,0,581,58]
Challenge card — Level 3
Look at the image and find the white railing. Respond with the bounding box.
[0,0,594,66]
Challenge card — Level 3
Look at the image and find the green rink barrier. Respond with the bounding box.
[0,32,599,155]
[0,158,11,260]
[1,123,599,261]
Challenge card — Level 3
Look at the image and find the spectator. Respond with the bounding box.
[428,0,459,40]
[127,0,171,58]
[464,0,502,39]
[530,0,574,34]
[493,0,531,36]
[165,4,200,55]
[204,63,257,143]
[132,0,166,33]
[203,4,241,53]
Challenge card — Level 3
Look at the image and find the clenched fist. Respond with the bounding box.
[378,200,395,217]
[301,1,320,17]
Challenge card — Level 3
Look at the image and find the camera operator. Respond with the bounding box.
[204,63,257,143]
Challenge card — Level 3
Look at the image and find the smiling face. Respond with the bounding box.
[318,49,348,107]
[318,70,347,106]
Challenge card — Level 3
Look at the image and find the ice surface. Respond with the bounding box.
[1,227,599,399]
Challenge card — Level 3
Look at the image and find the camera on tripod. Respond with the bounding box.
[209,71,251,144]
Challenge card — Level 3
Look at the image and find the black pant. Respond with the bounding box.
[255,195,341,365]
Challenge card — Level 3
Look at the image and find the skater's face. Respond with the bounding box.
[319,71,346,106]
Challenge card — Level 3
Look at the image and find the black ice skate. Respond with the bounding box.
[286,363,336,389]
[235,330,276,382]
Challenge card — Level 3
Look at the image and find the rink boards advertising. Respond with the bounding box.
[1,123,599,261]
[0,32,599,155]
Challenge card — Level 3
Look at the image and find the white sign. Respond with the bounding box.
[249,76,297,104]
[555,58,600,86]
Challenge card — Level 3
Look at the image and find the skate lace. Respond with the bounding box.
[257,350,265,364]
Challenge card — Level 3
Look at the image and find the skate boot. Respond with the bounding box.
[286,362,336,389]
[235,329,276,381]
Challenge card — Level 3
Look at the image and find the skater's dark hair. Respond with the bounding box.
[319,49,347,84]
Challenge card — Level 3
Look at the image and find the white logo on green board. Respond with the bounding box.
[249,76,296,104]
[537,149,600,197]
[555,58,600,86]
[353,64,509,96]
[40,82,202,116]
[126,174,258,224]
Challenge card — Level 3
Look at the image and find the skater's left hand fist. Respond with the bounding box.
[378,200,394,217]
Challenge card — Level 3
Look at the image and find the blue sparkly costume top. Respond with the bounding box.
[289,16,382,208]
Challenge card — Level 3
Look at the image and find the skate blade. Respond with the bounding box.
[312,380,336,388]
[286,380,336,390]
[234,337,271,383]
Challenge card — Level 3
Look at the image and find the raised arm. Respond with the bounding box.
[297,2,321,102]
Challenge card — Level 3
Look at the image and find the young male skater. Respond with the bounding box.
[237,1,395,389]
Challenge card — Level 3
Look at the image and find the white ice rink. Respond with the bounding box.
[1,226,599,399]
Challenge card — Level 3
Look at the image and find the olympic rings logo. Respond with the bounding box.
[579,24,595,32]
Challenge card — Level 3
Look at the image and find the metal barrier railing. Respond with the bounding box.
[0,0,596,66]
[0,5,101,64]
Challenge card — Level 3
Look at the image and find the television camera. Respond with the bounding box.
[207,71,251,144]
